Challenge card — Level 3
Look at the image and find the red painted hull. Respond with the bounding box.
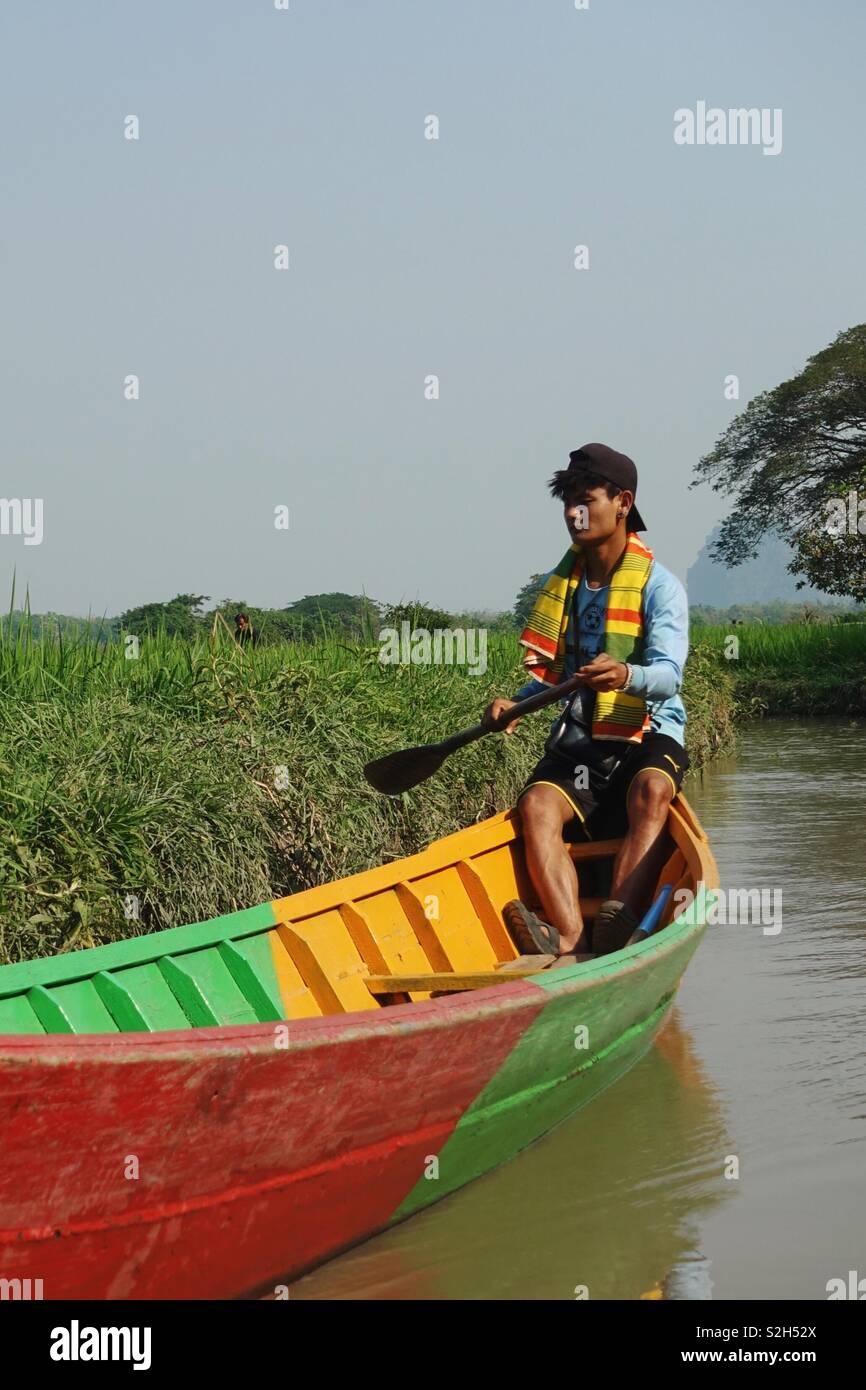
[0,985,543,1299]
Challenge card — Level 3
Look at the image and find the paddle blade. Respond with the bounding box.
[363,743,446,795]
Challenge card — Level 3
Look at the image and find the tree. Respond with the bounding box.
[692,325,866,601]
[513,575,545,627]
[119,593,209,638]
[451,608,516,632]
[281,593,381,640]
[204,594,381,644]
[379,600,453,631]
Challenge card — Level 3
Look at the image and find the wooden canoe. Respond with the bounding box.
[0,795,717,1300]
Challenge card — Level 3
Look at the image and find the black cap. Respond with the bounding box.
[565,442,646,532]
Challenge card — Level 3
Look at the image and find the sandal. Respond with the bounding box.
[503,900,560,956]
[592,900,640,956]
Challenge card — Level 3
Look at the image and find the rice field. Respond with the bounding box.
[696,620,866,714]
[0,621,737,964]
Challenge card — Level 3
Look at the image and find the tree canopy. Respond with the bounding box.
[280,592,380,639]
[118,592,382,643]
[513,574,545,627]
[119,593,209,638]
[692,325,866,601]
[379,600,454,631]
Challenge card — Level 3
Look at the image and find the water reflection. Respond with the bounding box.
[290,1010,730,1301]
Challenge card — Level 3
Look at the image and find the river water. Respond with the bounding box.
[290,718,866,1301]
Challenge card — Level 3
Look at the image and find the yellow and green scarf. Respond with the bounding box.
[520,532,654,743]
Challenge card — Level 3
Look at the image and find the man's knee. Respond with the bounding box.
[517,786,570,840]
[627,771,673,826]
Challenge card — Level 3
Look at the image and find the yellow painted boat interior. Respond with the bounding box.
[263,796,714,1020]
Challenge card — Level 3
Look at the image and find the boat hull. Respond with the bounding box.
[0,914,703,1299]
[0,798,717,1297]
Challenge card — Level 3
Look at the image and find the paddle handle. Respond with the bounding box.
[496,672,584,724]
[437,673,585,756]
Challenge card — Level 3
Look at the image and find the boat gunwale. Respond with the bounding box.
[0,906,708,1060]
[0,796,717,1046]
[0,810,531,998]
[0,813,621,1000]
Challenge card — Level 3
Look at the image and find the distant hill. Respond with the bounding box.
[686,527,843,606]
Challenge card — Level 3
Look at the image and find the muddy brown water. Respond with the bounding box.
[288,718,866,1300]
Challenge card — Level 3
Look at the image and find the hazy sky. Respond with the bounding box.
[2,1,864,617]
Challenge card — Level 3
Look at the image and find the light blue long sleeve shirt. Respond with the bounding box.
[514,560,688,745]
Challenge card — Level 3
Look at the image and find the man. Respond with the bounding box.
[234,612,254,645]
[483,443,689,965]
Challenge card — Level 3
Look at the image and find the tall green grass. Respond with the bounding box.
[696,620,866,714]
[0,623,734,963]
[695,619,866,669]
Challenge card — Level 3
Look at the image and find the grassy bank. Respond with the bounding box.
[0,628,733,964]
[696,621,866,715]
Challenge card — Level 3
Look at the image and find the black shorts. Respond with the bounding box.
[518,732,689,841]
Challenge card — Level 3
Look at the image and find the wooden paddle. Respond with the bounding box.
[364,673,585,795]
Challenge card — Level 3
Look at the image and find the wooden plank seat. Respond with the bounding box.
[365,955,556,995]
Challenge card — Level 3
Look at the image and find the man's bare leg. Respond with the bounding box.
[516,785,589,953]
[609,770,675,914]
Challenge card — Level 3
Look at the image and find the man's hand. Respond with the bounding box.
[575,653,629,691]
[482,696,520,734]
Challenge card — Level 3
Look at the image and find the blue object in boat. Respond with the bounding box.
[636,883,673,936]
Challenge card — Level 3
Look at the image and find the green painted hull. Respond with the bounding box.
[394,910,706,1222]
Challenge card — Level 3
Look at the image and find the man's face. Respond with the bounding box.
[563,481,627,545]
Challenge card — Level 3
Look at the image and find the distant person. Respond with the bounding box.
[482,444,689,965]
[234,612,255,646]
